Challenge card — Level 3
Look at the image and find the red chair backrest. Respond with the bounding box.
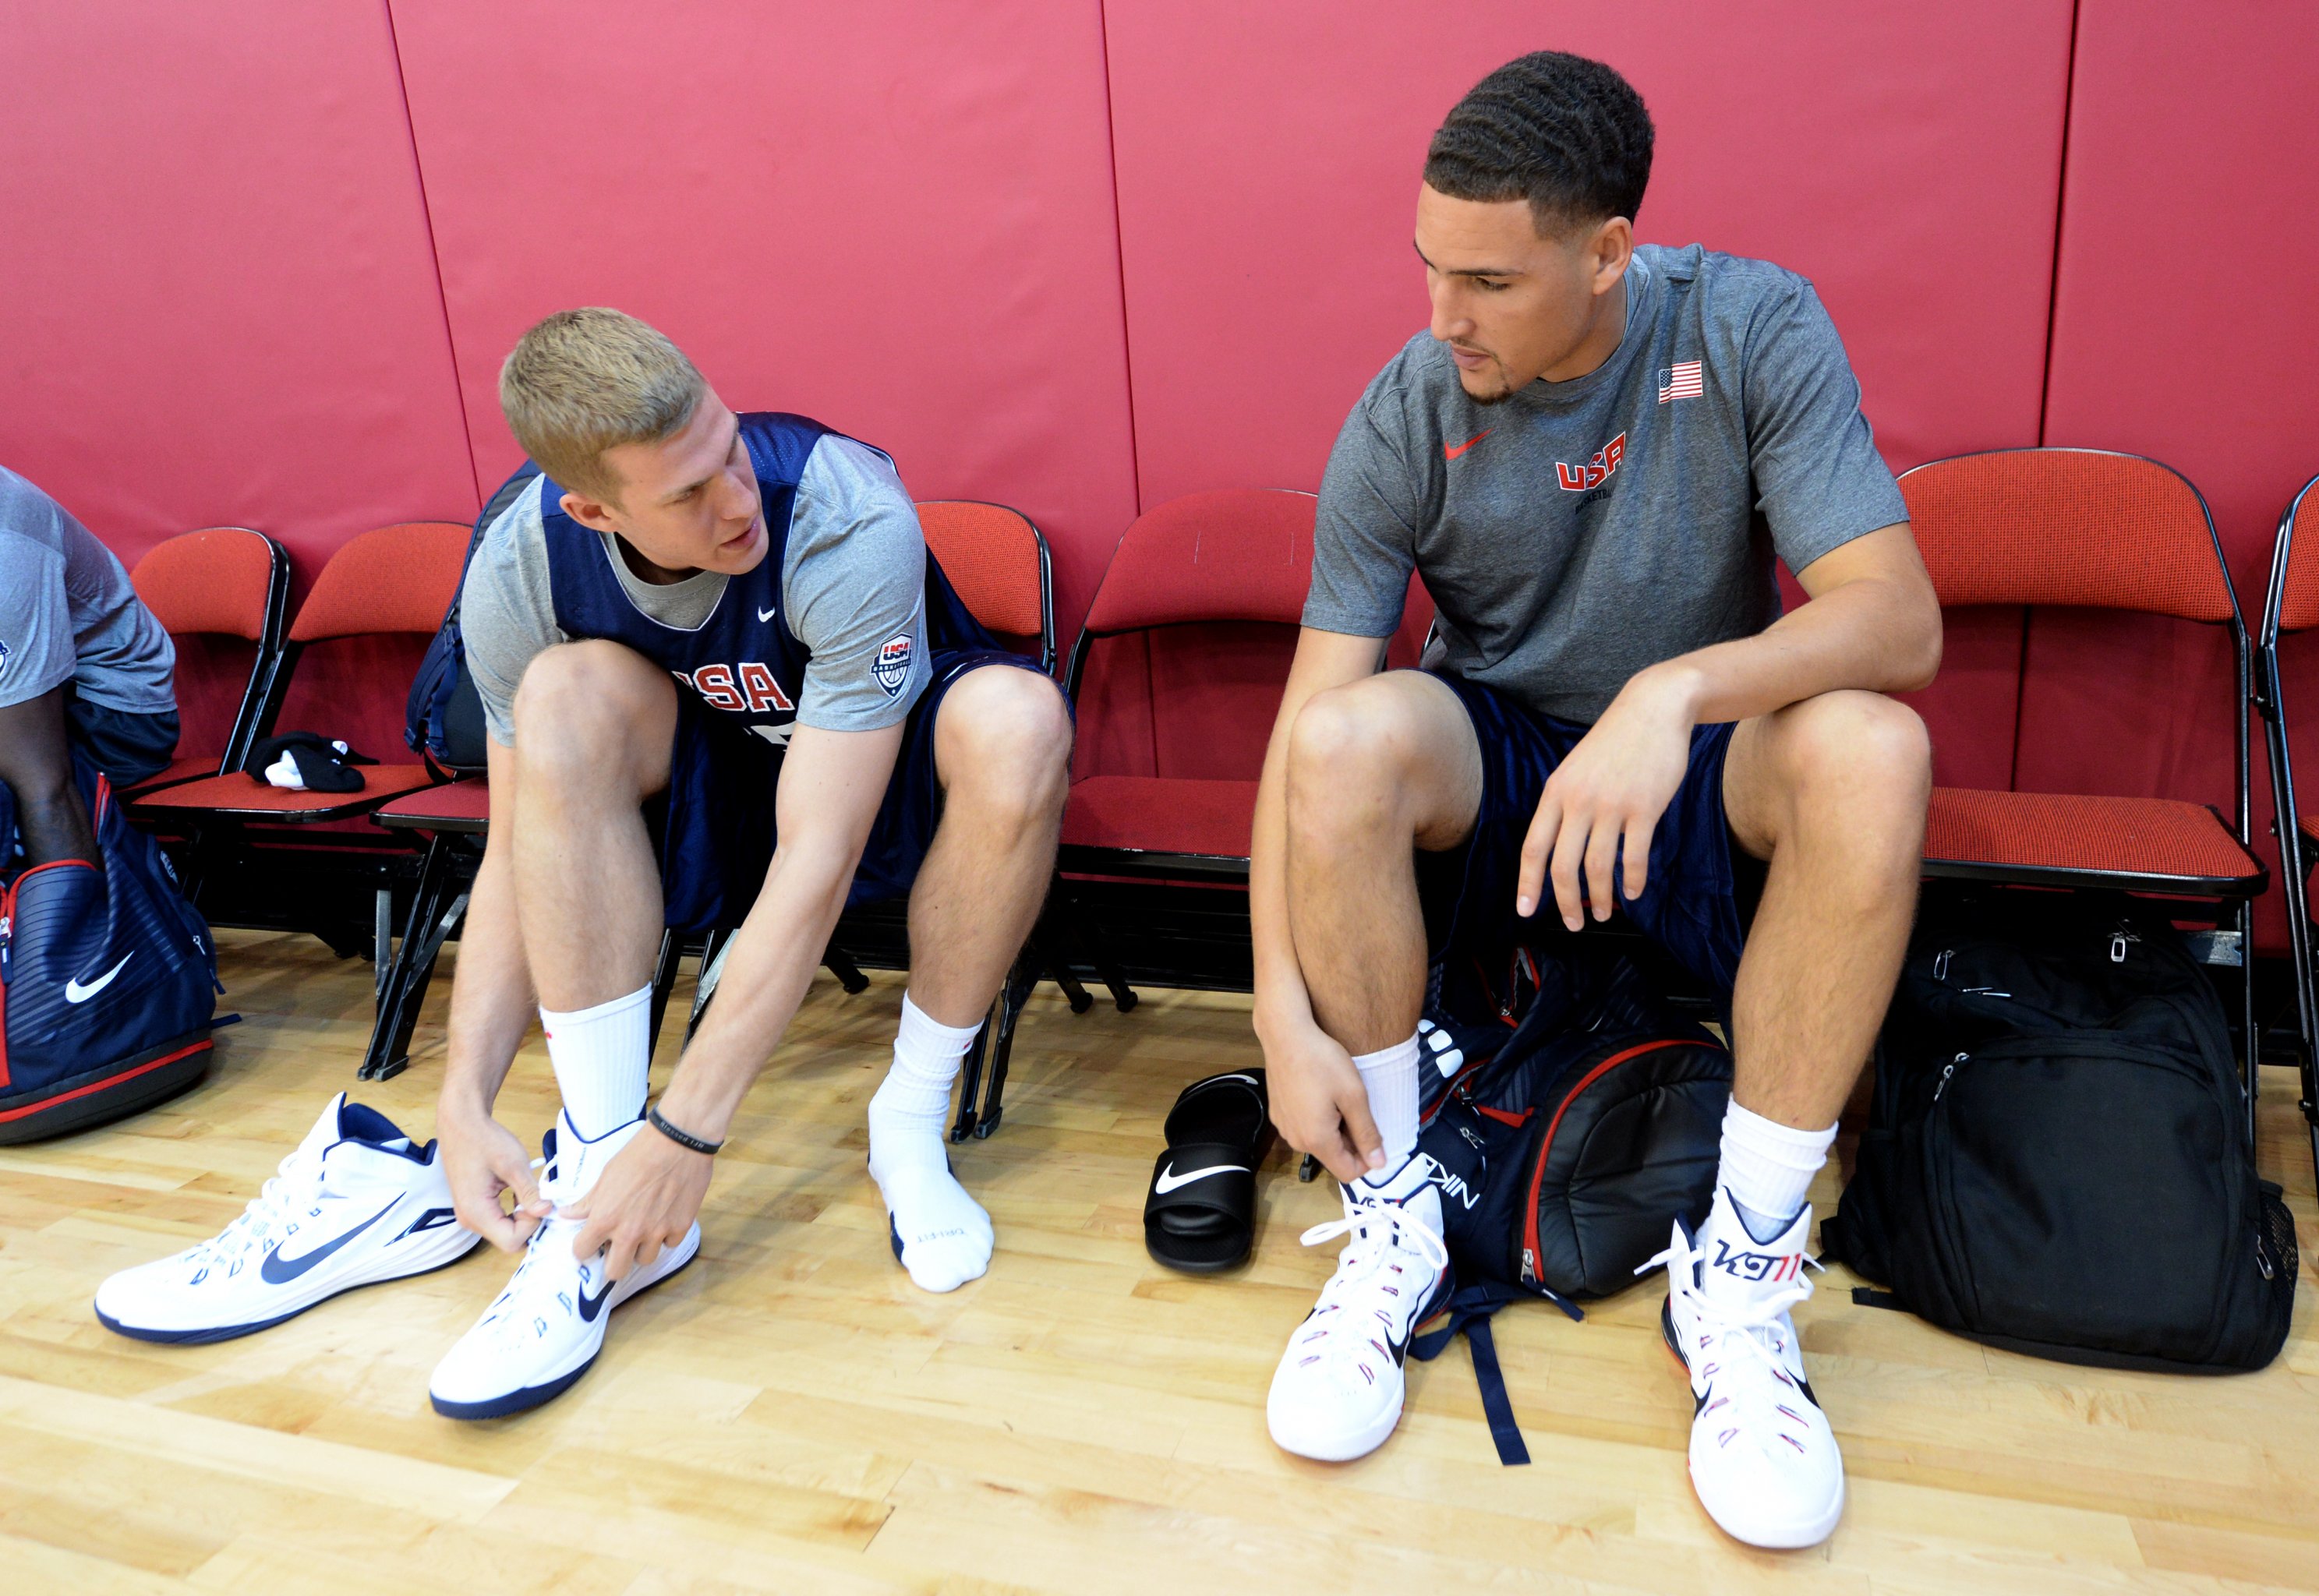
[1900,449,2234,623]
[288,521,471,644]
[916,500,1048,658]
[1083,489,1316,635]
[2275,475,2319,634]
[131,526,277,640]
[1073,489,1432,784]
[130,527,281,772]
[276,521,470,763]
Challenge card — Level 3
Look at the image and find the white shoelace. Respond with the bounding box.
[1292,1186,1451,1358]
[474,1153,585,1336]
[185,1153,324,1272]
[1640,1230,1824,1444]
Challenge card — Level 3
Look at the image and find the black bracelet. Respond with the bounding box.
[647,1101,723,1156]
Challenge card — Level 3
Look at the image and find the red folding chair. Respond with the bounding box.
[1904,448,2267,1130]
[2254,469,2319,1180]
[124,527,289,792]
[1059,489,1431,998]
[134,522,469,926]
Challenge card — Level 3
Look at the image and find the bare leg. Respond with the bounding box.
[507,641,677,1011]
[905,665,1075,1026]
[1281,671,1483,1055]
[871,663,1072,1293]
[0,686,97,866]
[1721,690,1931,1128]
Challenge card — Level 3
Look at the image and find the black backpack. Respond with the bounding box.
[1408,943,1733,1463]
[405,462,541,772]
[1825,891,2296,1374]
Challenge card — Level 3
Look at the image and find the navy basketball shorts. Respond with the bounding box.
[1413,669,1762,1019]
[649,647,1049,934]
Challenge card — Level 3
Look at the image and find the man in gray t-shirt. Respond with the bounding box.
[1250,55,1940,1548]
[0,465,177,866]
[406,312,1070,1421]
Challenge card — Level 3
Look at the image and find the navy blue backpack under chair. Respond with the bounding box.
[0,758,220,1142]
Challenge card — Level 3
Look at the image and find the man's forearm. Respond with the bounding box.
[1639,574,1941,731]
[652,842,856,1143]
[439,846,536,1123]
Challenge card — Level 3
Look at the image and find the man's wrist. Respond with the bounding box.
[1633,659,1709,725]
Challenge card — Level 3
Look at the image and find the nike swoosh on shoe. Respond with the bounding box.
[258,1200,399,1283]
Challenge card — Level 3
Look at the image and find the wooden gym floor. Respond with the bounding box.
[3,928,2318,1594]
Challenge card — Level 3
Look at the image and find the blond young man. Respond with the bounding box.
[412,310,1073,1415]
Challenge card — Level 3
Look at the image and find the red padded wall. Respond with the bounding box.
[1100,1,2073,786]
[2038,2,2319,948]
[384,0,1139,656]
[0,2,478,575]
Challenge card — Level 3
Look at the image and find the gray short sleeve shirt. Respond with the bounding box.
[1305,244,1910,724]
[0,465,175,713]
[460,433,929,746]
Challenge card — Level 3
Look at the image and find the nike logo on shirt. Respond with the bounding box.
[1153,1162,1247,1195]
[1444,429,1492,461]
[756,606,777,622]
[259,1199,398,1283]
[65,955,132,1003]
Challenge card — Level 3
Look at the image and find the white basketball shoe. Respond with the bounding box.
[94,1093,479,1343]
[1649,1188,1844,1549]
[428,1111,699,1420]
[1265,1153,1453,1462]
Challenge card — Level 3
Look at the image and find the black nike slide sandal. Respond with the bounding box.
[1144,1068,1274,1273]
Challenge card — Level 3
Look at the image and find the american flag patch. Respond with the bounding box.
[1657,361,1703,403]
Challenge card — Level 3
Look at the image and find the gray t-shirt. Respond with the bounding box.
[0,466,175,713]
[1305,243,1910,725]
[461,433,929,746]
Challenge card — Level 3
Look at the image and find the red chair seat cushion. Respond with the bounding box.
[1062,775,1259,860]
[1925,788,2262,885]
[120,753,223,795]
[130,764,440,821]
[374,779,491,829]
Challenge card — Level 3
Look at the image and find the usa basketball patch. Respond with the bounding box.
[872,633,914,698]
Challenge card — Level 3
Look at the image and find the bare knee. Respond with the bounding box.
[939,668,1072,827]
[1285,674,1467,845]
[1773,690,1932,845]
[511,641,671,791]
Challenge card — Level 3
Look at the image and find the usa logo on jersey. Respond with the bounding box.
[873,633,914,699]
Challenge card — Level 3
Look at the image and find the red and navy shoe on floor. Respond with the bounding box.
[1649,1187,1844,1548]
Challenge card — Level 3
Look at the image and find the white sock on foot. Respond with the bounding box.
[1351,1031,1423,1178]
[868,994,992,1293]
[539,986,652,1142]
[1717,1100,1836,1244]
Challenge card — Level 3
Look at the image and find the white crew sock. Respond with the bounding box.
[868,994,992,1293]
[1717,1100,1836,1244]
[539,985,652,1143]
[1352,1031,1423,1183]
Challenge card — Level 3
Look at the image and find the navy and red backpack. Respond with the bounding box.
[0,757,219,1142]
[1409,942,1732,1463]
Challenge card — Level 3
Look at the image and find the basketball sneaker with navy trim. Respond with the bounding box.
[428,1110,699,1420]
[1648,1187,1844,1548]
[1265,1153,1454,1462]
[94,1093,479,1344]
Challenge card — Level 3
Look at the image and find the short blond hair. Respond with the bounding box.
[499,308,707,503]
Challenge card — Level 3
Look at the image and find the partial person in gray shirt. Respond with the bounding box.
[0,464,177,867]
[403,310,1072,1425]
[1247,53,1942,1551]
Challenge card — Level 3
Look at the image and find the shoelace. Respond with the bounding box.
[186,1151,323,1269]
[1296,1185,1450,1328]
[475,1153,595,1335]
[1639,1230,1823,1441]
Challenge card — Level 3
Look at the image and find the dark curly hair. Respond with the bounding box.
[1423,52,1655,235]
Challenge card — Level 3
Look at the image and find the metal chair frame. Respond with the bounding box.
[2253,469,2319,1182]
